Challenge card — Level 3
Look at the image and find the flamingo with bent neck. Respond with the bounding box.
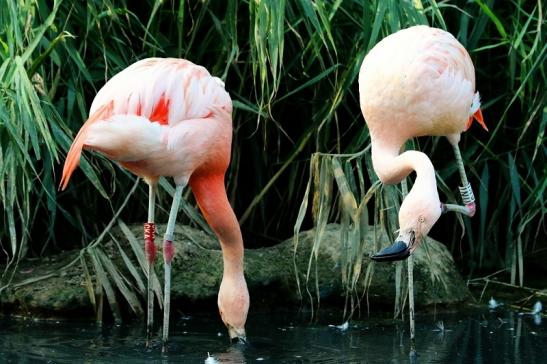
[60,58,249,346]
[358,25,487,261]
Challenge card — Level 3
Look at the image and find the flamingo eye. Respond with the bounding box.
[418,216,425,223]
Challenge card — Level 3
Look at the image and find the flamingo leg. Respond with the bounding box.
[144,183,157,346]
[400,179,417,355]
[442,143,476,217]
[162,184,185,350]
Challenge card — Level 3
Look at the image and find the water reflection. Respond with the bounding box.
[209,345,247,363]
[0,309,545,363]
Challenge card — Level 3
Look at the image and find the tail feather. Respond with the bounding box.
[59,101,114,190]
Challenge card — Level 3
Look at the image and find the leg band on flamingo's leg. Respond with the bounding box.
[163,239,175,265]
[458,182,476,217]
[144,222,157,263]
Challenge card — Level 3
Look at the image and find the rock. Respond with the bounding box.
[0,224,469,317]
[244,224,470,308]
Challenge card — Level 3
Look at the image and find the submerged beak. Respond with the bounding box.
[227,326,247,344]
[370,230,416,262]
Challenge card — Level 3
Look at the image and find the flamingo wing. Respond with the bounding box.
[60,58,232,190]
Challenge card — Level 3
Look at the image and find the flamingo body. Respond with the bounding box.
[60,58,249,342]
[359,26,486,260]
[360,25,478,148]
[61,58,232,188]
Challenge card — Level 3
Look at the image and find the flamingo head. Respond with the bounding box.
[397,188,442,253]
[371,182,442,262]
[218,272,250,343]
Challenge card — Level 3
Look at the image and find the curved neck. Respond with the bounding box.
[189,173,244,276]
[370,139,442,241]
[370,141,436,189]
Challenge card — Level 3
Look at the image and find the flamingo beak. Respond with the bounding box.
[370,231,415,262]
[473,108,488,131]
[227,325,247,344]
[466,108,487,132]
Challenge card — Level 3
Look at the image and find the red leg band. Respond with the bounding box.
[163,240,175,264]
[144,223,156,263]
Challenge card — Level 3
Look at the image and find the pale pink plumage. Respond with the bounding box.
[61,58,233,187]
[60,58,249,341]
[359,26,486,255]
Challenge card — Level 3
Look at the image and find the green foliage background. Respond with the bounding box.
[0,0,545,296]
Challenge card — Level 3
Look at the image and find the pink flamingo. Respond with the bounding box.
[358,26,487,261]
[60,58,249,345]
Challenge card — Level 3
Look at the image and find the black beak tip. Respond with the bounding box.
[370,241,410,262]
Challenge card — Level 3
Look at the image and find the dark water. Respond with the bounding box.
[0,308,545,363]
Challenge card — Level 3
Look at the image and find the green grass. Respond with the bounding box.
[0,0,544,317]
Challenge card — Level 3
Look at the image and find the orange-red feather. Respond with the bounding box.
[149,95,170,125]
